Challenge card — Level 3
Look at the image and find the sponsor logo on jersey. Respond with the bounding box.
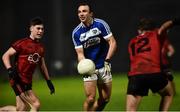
[28,53,41,63]
[80,28,101,42]
[83,37,100,48]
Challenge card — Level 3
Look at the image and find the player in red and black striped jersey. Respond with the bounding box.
[11,37,45,84]
[0,17,55,112]
[126,18,178,111]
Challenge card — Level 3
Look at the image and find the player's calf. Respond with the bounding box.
[93,97,110,111]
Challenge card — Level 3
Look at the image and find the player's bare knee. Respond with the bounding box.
[87,96,95,104]
[32,101,41,109]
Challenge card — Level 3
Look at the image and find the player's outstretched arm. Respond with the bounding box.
[39,57,55,94]
[159,17,180,35]
[158,20,173,35]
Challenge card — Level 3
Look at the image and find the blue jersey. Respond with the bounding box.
[72,18,112,69]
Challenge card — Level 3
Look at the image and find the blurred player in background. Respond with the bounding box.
[0,17,55,111]
[161,37,176,94]
[126,18,179,111]
[72,2,117,111]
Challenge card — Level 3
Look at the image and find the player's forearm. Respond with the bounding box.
[2,53,12,69]
[40,58,50,80]
[77,55,85,62]
[106,37,117,60]
[40,65,50,80]
[76,48,85,62]
[159,20,173,35]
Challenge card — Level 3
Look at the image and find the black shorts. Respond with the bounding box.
[127,73,168,96]
[10,77,32,96]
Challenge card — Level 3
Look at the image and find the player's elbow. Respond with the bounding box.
[111,38,117,54]
[2,52,9,61]
[113,39,117,51]
[109,36,117,48]
[2,53,7,63]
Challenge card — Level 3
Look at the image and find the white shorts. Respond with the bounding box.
[83,67,112,83]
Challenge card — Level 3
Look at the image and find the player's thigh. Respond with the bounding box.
[150,73,168,93]
[84,80,97,97]
[19,90,40,106]
[16,95,27,105]
[16,95,29,110]
[158,81,174,96]
[97,82,112,99]
[127,75,149,96]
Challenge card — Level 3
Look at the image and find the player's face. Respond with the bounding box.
[78,5,93,24]
[30,25,44,40]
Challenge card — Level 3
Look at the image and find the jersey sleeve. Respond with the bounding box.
[11,39,23,52]
[98,19,112,39]
[72,31,83,49]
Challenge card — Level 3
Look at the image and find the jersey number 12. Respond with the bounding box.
[130,38,151,56]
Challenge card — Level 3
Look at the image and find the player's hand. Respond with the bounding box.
[173,17,180,25]
[104,59,111,73]
[46,80,55,94]
[7,67,18,80]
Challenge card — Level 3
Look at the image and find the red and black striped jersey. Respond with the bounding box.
[128,29,165,76]
[12,37,44,84]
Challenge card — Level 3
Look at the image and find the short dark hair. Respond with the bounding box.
[30,17,43,26]
[77,2,93,12]
[138,18,157,31]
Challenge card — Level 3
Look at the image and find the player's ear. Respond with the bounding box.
[138,29,142,34]
[30,26,33,32]
[90,12,93,18]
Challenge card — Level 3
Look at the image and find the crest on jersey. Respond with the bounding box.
[92,29,97,34]
[28,53,41,63]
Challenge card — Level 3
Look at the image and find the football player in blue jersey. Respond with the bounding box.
[72,2,117,111]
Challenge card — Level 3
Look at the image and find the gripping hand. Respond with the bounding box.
[46,80,55,94]
[7,67,18,80]
[104,59,111,73]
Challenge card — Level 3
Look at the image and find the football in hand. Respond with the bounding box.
[77,59,95,75]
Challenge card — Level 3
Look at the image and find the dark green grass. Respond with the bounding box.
[0,73,180,111]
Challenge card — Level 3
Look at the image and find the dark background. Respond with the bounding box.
[0,0,179,76]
